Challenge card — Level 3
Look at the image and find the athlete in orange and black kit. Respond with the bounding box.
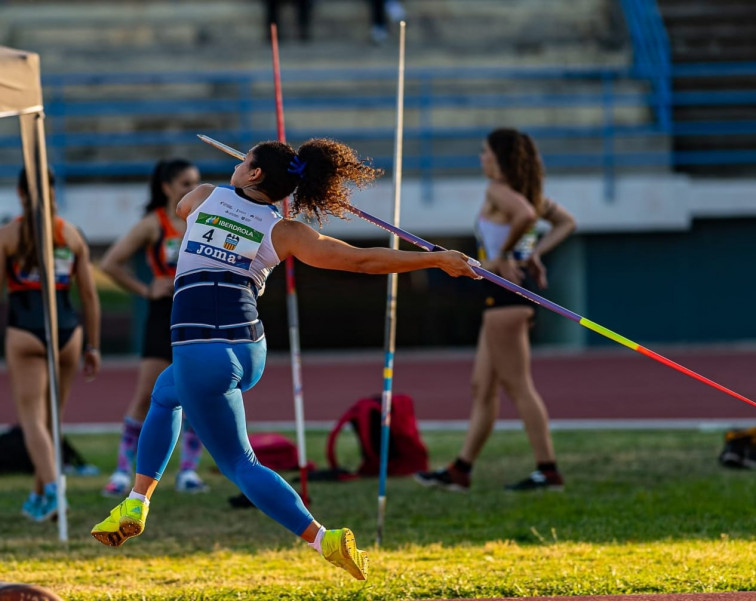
[0,167,101,521]
[99,158,209,496]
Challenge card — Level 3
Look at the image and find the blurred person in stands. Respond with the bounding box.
[415,127,576,492]
[90,138,479,580]
[99,158,210,496]
[0,167,101,521]
[263,0,314,42]
[368,0,405,44]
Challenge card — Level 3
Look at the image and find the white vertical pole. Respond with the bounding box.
[20,111,67,541]
[377,20,406,546]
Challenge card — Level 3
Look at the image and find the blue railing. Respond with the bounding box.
[0,65,660,201]
[619,0,672,130]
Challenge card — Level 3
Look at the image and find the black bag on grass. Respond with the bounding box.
[718,427,756,469]
[0,425,91,474]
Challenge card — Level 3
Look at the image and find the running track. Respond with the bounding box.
[1,346,756,429]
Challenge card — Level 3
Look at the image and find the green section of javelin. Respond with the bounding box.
[579,317,639,350]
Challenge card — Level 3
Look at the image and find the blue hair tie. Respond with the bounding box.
[287,155,307,177]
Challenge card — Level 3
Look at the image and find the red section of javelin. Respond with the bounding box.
[636,346,756,408]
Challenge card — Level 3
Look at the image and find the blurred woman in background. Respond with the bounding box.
[415,127,576,493]
[99,158,209,496]
[0,167,101,521]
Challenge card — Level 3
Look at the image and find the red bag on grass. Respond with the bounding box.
[326,394,429,477]
[249,432,314,471]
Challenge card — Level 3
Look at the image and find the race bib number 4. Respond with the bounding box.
[184,212,264,269]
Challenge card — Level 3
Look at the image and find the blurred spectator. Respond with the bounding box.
[264,0,314,42]
[368,0,405,45]
[414,127,576,493]
[386,0,406,22]
[99,158,210,497]
[1,167,101,522]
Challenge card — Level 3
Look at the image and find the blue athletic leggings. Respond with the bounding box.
[135,339,314,536]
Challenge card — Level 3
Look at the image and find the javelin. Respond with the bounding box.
[196,134,756,408]
[269,23,310,506]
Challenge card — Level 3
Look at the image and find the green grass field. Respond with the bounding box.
[2,429,756,600]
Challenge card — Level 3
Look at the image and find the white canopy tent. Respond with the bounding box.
[0,46,67,541]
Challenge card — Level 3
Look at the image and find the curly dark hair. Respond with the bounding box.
[251,138,383,225]
[487,128,545,215]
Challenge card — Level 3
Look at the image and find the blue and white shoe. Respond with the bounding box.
[35,491,59,522]
[175,470,210,494]
[102,470,131,497]
[65,463,101,476]
[21,492,42,521]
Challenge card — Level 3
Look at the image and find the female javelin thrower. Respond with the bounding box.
[91,138,479,580]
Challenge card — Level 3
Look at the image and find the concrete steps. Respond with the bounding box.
[1,0,630,72]
[658,0,756,174]
[0,0,655,182]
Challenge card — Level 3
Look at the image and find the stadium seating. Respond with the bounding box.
[0,0,653,190]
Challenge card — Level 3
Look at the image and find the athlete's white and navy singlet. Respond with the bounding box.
[170,186,282,346]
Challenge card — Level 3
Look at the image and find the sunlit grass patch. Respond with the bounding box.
[2,429,756,599]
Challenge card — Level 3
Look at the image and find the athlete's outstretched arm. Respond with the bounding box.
[272,219,478,279]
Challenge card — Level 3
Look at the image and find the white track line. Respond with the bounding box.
[4,418,752,435]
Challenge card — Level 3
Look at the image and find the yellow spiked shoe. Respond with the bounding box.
[91,498,149,547]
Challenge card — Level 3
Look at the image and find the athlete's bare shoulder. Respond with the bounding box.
[177,184,215,220]
[484,180,534,222]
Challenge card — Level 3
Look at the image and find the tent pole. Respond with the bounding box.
[19,111,67,542]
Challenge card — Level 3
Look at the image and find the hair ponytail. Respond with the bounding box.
[16,167,56,273]
[250,138,382,225]
[293,138,382,224]
[487,128,544,214]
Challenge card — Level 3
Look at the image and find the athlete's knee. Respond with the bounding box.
[470,379,497,407]
[215,449,259,484]
[500,372,539,400]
